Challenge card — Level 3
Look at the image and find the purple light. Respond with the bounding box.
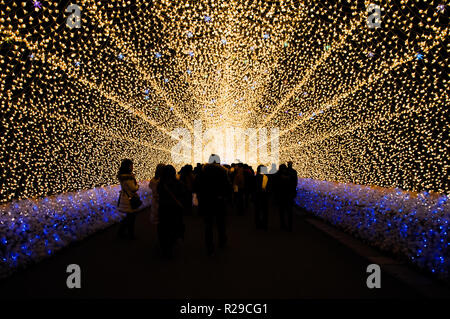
[32,1,42,9]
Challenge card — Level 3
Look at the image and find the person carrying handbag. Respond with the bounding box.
[117,159,142,239]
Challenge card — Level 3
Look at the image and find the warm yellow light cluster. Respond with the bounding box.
[0,0,448,202]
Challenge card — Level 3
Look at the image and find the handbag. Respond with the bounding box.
[122,188,143,210]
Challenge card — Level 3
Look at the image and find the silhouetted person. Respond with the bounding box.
[194,154,232,256]
[254,165,270,230]
[149,164,165,225]
[275,164,296,231]
[193,163,203,176]
[229,163,237,206]
[233,163,245,215]
[287,161,298,189]
[117,159,140,239]
[157,165,186,258]
[243,164,255,210]
[179,165,194,215]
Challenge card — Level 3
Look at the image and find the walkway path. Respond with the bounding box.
[0,200,432,299]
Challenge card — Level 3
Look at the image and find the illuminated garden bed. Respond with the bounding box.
[0,182,151,279]
[296,178,450,278]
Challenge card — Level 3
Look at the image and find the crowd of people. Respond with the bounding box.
[116,154,298,258]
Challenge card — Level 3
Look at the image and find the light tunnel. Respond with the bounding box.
[0,0,449,297]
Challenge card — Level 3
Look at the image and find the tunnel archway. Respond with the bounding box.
[0,0,449,293]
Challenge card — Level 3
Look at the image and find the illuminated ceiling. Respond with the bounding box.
[0,0,448,202]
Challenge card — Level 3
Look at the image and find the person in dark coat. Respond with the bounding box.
[275,164,296,231]
[193,154,232,256]
[254,165,270,230]
[233,163,245,215]
[243,164,256,210]
[193,163,203,176]
[149,163,165,225]
[287,161,298,193]
[157,165,186,258]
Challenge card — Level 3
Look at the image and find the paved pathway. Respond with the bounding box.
[0,200,433,299]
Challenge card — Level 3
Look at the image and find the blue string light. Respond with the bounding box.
[0,182,152,278]
[296,178,450,277]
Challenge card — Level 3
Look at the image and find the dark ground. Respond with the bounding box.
[0,199,426,299]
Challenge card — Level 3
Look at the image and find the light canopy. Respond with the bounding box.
[0,0,448,203]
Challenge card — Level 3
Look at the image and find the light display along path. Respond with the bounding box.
[0,1,448,278]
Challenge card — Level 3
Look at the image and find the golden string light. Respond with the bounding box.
[0,0,448,203]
